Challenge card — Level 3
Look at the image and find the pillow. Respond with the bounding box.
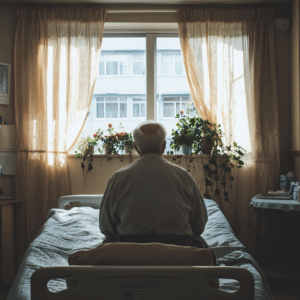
[69,242,215,266]
[68,243,219,288]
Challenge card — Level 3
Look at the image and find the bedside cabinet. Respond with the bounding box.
[0,197,22,286]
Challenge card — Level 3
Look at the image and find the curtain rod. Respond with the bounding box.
[0,3,290,11]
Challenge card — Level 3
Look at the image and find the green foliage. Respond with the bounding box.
[75,129,103,172]
[101,123,134,156]
[170,111,223,154]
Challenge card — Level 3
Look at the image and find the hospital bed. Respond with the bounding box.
[7,195,273,300]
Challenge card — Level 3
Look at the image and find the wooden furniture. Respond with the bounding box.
[0,197,22,286]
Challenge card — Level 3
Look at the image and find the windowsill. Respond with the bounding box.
[67,153,213,158]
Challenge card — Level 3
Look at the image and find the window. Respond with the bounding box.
[99,53,128,76]
[162,52,184,76]
[133,97,146,118]
[132,52,146,75]
[162,96,195,118]
[96,96,127,118]
[81,34,191,154]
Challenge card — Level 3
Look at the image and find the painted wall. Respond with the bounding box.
[0,6,17,197]
[291,0,300,180]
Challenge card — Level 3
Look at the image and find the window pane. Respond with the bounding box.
[107,61,118,75]
[157,37,191,153]
[175,61,183,75]
[99,61,105,76]
[106,97,118,102]
[176,102,180,115]
[163,63,173,76]
[97,103,104,118]
[141,103,145,117]
[81,37,147,146]
[133,103,139,117]
[120,103,127,118]
[133,61,145,75]
[164,103,174,118]
[106,103,118,118]
[119,61,127,76]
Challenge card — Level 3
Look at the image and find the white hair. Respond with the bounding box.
[133,121,167,153]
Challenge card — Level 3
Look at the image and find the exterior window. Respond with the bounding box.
[162,96,195,118]
[133,97,146,118]
[162,52,184,76]
[97,96,128,118]
[99,53,128,76]
[132,52,146,75]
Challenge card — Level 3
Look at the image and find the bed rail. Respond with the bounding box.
[31,265,254,300]
[58,195,103,209]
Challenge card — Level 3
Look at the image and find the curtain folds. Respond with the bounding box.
[178,8,280,258]
[14,8,106,255]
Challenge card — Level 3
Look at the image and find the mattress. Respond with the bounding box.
[7,199,273,300]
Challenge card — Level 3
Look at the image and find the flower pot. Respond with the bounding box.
[85,146,94,155]
[181,144,192,155]
[124,145,131,154]
[201,138,213,154]
[103,145,113,155]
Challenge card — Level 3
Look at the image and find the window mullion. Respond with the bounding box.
[146,33,156,121]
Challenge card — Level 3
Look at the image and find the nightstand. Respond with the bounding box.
[0,197,22,286]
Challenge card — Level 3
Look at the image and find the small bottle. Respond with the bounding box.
[287,172,296,191]
[293,182,299,201]
[296,185,300,202]
[280,175,288,191]
[290,181,296,195]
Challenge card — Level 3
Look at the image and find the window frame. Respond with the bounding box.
[102,30,179,122]
[96,95,128,119]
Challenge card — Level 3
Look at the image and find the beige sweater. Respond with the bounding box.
[99,154,208,239]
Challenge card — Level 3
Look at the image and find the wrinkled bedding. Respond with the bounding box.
[7,199,272,299]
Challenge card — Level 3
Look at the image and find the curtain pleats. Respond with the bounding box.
[178,8,280,258]
[14,8,106,258]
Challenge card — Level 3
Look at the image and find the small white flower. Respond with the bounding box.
[201,133,206,137]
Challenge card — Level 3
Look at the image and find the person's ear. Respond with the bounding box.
[133,142,140,154]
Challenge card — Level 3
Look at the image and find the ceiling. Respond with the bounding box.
[0,0,292,5]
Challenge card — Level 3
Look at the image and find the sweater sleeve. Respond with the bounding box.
[189,177,208,237]
[99,176,119,239]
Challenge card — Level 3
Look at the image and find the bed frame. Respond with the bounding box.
[30,195,255,300]
[31,265,254,300]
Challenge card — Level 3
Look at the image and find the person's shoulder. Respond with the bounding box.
[162,157,191,175]
[114,159,139,174]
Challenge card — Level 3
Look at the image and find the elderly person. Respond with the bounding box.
[99,121,209,250]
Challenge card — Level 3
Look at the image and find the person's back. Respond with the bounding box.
[99,121,208,249]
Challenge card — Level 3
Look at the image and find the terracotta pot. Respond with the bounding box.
[201,138,213,154]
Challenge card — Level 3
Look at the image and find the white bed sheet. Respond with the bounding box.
[7,199,272,300]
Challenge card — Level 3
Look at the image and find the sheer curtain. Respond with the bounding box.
[14,8,106,256]
[178,9,280,257]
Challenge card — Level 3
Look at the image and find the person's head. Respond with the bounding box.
[133,121,167,156]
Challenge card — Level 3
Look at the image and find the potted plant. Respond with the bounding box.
[75,129,103,172]
[117,132,134,154]
[101,123,119,155]
[204,142,246,201]
[170,111,223,155]
[170,110,246,201]
[170,111,196,154]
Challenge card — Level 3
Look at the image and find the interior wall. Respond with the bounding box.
[291,0,300,180]
[0,6,17,197]
[0,3,295,258]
